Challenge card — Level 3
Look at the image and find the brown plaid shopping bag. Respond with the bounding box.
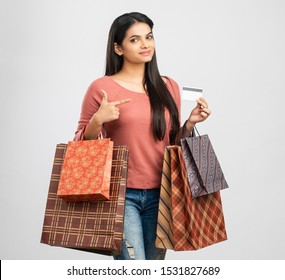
[41,144,128,255]
[156,146,227,251]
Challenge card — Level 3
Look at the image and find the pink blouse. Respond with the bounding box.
[74,76,181,189]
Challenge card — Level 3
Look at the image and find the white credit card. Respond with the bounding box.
[182,86,203,101]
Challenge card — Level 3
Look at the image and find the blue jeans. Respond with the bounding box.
[114,188,166,260]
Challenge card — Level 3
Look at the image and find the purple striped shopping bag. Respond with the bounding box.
[180,131,229,198]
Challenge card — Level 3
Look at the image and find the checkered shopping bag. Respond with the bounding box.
[41,144,128,255]
[156,146,227,251]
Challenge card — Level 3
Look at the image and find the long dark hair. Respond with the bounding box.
[105,12,180,144]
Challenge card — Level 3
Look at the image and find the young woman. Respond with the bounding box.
[74,12,211,260]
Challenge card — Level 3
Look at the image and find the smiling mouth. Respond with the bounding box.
[139,51,151,56]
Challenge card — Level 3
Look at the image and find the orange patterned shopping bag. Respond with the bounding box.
[57,139,113,202]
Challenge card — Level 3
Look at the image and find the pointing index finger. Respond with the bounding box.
[112,98,132,106]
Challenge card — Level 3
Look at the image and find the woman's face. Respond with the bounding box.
[115,22,155,65]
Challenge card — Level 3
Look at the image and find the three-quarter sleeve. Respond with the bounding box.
[73,82,102,140]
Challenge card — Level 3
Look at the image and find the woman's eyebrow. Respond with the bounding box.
[128,32,153,39]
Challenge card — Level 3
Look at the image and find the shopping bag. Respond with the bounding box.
[41,144,128,256]
[180,130,229,198]
[156,146,227,251]
[57,138,113,202]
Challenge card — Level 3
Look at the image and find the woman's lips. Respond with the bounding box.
[139,51,151,56]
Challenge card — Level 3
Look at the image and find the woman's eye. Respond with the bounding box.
[130,38,138,43]
[147,34,153,40]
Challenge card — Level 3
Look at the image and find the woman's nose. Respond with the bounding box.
[140,39,149,48]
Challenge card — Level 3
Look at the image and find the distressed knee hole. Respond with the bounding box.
[124,237,135,259]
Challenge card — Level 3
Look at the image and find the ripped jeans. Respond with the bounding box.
[114,188,166,260]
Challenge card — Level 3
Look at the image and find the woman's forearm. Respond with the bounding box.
[83,113,103,140]
[176,121,195,144]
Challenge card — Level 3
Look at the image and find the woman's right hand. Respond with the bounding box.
[94,90,131,125]
[84,90,131,140]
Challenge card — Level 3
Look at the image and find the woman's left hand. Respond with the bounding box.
[186,97,211,130]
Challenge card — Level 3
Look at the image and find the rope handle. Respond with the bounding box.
[79,125,103,141]
[183,121,200,137]
[193,126,200,137]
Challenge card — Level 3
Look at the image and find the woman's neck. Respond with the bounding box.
[116,62,145,83]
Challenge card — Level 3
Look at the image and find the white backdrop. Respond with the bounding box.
[1,0,285,260]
